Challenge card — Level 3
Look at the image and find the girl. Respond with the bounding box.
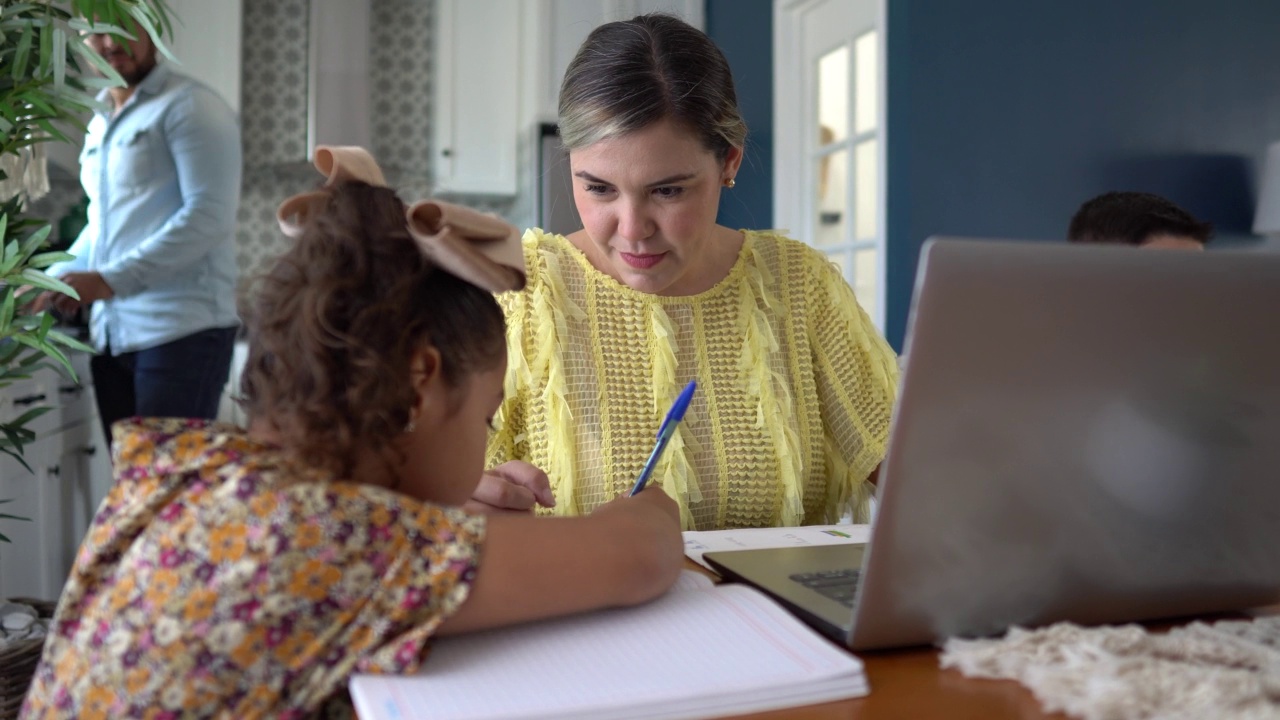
[21,147,683,719]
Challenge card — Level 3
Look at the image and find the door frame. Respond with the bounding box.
[773,0,888,329]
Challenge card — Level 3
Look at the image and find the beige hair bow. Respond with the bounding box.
[276,146,526,293]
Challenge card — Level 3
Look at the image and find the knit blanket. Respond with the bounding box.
[940,617,1280,719]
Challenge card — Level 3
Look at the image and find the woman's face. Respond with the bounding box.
[396,357,506,507]
[569,118,742,296]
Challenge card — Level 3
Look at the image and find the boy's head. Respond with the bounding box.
[1068,192,1213,250]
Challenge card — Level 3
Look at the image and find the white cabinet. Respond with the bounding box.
[216,340,250,428]
[0,354,110,602]
[431,0,705,196]
[432,0,523,196]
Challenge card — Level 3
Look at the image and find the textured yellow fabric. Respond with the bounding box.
[487,228,899,530]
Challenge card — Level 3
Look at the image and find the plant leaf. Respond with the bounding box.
[8,405,52,429]
[12,333,72,375]
[52,25,66,89]
[37,308,54,339]
[26,250,73,268]
[45,328,94,356]
[18,268,78,298]
[67,37,125,88]
[11,25,32,81]
[37,20,51,78]
[0,286,14,332]
[0,339,23,365]
[2,425,29,454]
[17,222,51,260]
[67,18,134,38]
[128,6,173,62]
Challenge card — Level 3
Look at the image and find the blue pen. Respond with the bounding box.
[628,380,698,496]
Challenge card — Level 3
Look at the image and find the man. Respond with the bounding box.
[1067,191,1212,250]
[38,22,242,447]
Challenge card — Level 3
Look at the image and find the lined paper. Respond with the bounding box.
[351,574,866,720]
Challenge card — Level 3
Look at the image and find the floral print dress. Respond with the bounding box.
[21,418,485,719]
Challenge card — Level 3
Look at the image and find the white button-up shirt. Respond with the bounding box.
[50,64,242,353]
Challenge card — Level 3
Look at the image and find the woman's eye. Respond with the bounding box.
[653,186,684,199]
[583,183,611,195]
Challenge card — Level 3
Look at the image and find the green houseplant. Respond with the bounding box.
[1,0,174,543]
[2,4,173,715]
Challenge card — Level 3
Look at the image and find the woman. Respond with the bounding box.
[485,15,899,530]
[21,147,682,719]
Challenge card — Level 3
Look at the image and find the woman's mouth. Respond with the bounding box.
[619,252,666,269]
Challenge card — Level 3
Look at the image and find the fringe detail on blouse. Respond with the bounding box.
[829,273,899,410]
[739,242,806,526]
[526,246,586,512]
[649,303,701,529]
[817,261,900,487]
[823,432,874,523]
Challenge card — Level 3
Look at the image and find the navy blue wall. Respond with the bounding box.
[885,0,1280,349]
[706,0,773,230]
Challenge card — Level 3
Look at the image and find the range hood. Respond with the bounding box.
[307,0,372,156]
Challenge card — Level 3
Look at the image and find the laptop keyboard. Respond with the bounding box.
[789,568,861,608]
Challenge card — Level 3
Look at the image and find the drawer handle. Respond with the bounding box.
[12,393,48,406]
[59,385,83,395]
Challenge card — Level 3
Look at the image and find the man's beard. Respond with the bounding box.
[120,57,157,87]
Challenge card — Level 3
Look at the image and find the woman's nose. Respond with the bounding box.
[616,200,654,242]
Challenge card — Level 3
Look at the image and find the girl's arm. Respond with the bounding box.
[437,487,683,634]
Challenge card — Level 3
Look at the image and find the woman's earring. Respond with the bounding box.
[404,411,418,434]
[724,177,736,188]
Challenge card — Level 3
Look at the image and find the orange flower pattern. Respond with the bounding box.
[21,418,485,719]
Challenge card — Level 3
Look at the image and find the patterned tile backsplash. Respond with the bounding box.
[241,0,310,168]
[236,0,524,292]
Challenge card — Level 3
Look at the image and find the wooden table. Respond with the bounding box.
[686,560,1279,720]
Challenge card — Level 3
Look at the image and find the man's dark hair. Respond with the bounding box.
[1067,191,1213,246]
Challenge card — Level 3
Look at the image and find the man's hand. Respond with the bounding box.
[46,272,114,316]
[464,460,557,515]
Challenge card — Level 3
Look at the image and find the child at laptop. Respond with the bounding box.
[21,147,683,719]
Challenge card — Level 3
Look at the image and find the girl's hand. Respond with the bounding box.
[595,484,680,527]
[439,483,683,635]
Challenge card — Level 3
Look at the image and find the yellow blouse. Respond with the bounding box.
[487,229,899,530]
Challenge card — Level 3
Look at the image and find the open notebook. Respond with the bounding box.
[349,571,867,720]
[683,524,871,570]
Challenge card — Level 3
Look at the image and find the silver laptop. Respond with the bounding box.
[706,237,1280,651]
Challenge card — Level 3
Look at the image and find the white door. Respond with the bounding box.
[775,0,884,328]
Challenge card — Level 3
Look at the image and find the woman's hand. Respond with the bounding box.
[463,460,556,514]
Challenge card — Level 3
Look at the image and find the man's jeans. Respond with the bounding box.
[91,326,238,449]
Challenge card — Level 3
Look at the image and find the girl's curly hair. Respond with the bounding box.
[239,181,506,479]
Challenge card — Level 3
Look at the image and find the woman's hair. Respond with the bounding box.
[239,181,506,478]
[558,13,747,159]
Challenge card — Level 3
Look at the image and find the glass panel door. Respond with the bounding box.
[809,27,880,323]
